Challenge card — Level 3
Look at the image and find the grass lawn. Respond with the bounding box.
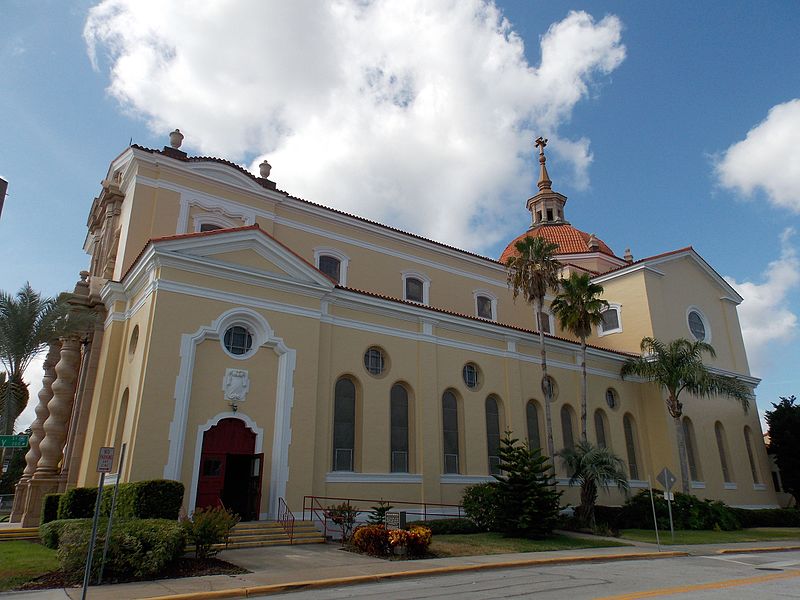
[619,528,800,545]
[0,541,59,591]
[430,532,630,557]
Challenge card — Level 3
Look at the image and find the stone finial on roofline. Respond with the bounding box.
[587,234,600,251]
[259,160,272,179]
[624,248,634,263]
[169,129,184,149]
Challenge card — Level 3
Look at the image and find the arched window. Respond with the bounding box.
[332,378,356,471]
[485,395,501,475]
[594,409,608,449]
[744,426,760,484]
[390,384,409,473]
[623,413,640,480]
[405,277,424,302]
[199,223,224,232]
[714,422,732,483]
[682,417,702,481]
[599,306,622,335]
[318,255,341,283]
[560,405,576,450]
[442,390,460,474]
[537,311,552,334]
[526,400,541,451]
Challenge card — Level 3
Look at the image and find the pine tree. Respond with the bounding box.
[494,432,561,538]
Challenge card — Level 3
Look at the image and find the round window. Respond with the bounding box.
[688,310,706,341]
[128,324,139,362]
[223,325,253,356]
[462,363,480,389]
[605,388,618,409]
[363,346,386,376]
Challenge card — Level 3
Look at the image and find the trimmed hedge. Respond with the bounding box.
[56,518,185,583]
[41,493,63,525]
[102,480,184,520]
[619,491,740,531]
[413,518,481,535]
[57,487,97,520]
[40,518,90,549]
[732,507,800,528]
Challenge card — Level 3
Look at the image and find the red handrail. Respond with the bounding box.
[277,497,295,543]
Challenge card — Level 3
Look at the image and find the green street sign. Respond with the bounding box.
[0,435,29,448]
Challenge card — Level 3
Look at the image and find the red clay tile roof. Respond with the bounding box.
[499,223,617,263]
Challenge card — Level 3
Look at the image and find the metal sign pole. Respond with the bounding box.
[666,492,675,543]
[81,472,106,600]
[98,443,126,584]
[647,476,661,552]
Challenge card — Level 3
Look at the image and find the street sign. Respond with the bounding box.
[656,467,677,491]
[0,435,29,448]
[96,447,115,473]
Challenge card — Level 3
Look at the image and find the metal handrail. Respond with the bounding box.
[277,497,295,544]
[302,494,464,532]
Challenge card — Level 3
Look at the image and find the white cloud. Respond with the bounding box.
[725,228,800,376]
[84,1,625,253]
[13,355,45,433]
[715,99,800,212]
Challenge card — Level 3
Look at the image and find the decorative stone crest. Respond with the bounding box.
[223,369,250,404]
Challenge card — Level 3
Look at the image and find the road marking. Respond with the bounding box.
[594,569,800,599]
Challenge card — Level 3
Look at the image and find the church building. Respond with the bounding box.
[11,130,778,525]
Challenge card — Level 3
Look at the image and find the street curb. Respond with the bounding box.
[144,550,688,600]
[717,545,800,554]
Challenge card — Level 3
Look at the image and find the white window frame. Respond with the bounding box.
[216,308,270,360]
[686,306,712,343]
[192,212,239,233]
[402,270,431,305]
[598,303,623,337]
[313,247,350,286]
[473,289,498,321]
[537,307,554,335]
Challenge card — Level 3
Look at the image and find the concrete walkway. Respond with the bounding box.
[4,536,800,600]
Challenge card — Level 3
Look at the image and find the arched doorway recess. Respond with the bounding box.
[195,418,263,521]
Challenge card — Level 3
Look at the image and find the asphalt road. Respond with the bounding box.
[256,550,800,599]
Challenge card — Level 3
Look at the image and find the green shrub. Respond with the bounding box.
[352,524,390,556]
[41,493,63,525]
[594,505,624,532]
[462,483,500,531]
[181,506,239,559]
[326,502,359,543]
[57,487,98,520]
[413,518,481,535]
[621,490,740,531]
[366,500,393,525]
[56,518,184,583]
[103,480,184,520]
[40,518,90,549]
[732,507,800,528]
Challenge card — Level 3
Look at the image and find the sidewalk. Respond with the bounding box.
[4,536,799,600]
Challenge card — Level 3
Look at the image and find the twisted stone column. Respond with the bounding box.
[35,338,81,476]
[9,341,61,522]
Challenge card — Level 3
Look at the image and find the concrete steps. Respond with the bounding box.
[188,520,325,552]
[0,527,39,542]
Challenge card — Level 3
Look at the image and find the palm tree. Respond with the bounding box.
[551,272,608,442]
[559,440,629,529]
[620,337,750,494]
[506,236,561,459]
[0,283,89,435]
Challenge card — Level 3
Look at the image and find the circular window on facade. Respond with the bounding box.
[364,346,386,376]
[128,324,139,362]
[223,325,253,356]
[462,362,480,389]
[605,388,618,409]
[687,310,707,341]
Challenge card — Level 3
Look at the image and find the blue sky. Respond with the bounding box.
[2,1,799,429]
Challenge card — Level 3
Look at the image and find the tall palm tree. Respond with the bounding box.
[506,236,561,459]
[0,283,88,435]
[620,337,751,494]
[551,272,608,442]
[559,440,629,529]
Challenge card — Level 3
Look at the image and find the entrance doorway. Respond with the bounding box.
[195,418,263,521]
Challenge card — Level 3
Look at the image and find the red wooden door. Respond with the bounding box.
[196,419,257,510]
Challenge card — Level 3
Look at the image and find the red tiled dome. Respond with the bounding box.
[499,223,615,263]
